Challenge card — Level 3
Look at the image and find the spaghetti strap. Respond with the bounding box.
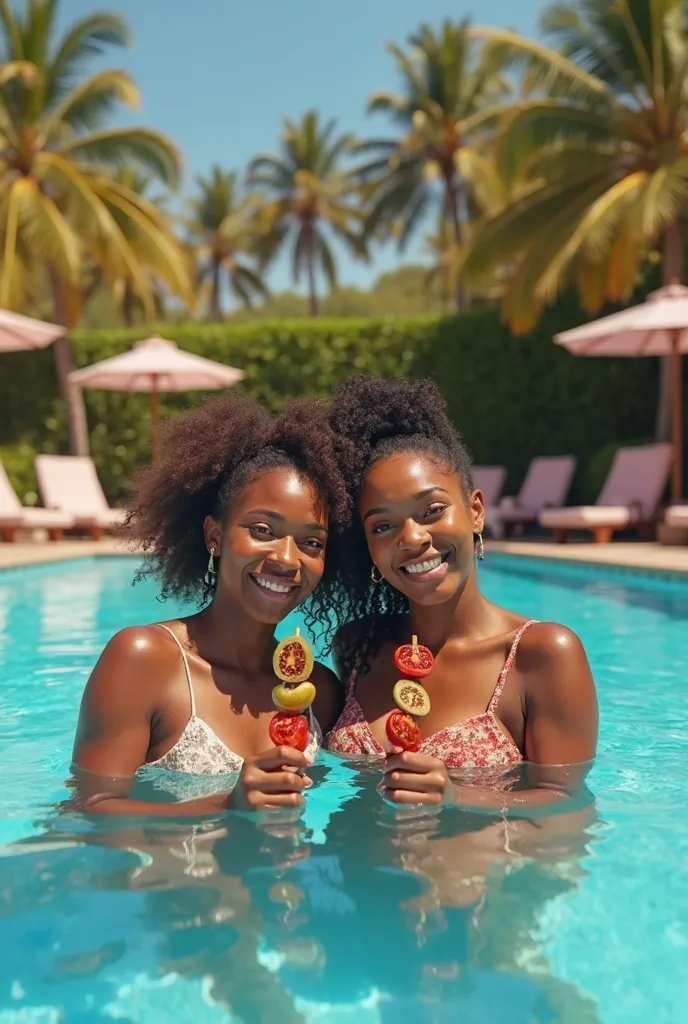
[487,619,538,715]
[155,623,197,717]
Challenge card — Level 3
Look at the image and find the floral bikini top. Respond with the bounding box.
[326,620,538,769]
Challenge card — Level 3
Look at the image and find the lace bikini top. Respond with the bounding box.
[146,623,322,775]
[326,620,538,770]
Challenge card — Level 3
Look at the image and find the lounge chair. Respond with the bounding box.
[472,465,507,538]
[35,455,124,540]
[539,443,672,543]
[495,456,577,538]
[0,459,74,541]
[665,505,688,530]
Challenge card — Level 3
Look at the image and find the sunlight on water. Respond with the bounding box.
[0,554,686,1023]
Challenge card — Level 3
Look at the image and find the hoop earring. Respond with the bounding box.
[475,533,484,561]
[370,564,383,585]
[204,547,217,587]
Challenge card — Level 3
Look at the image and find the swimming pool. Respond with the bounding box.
[0,554,686,1023]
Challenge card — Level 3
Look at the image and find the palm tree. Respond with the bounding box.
[423,212,506,311]
[83,166,191,327]
[466,0,688,439]
[187,165,267,320]
[247,111,366,317]
[358,19,511,311]
[0,0,189,455]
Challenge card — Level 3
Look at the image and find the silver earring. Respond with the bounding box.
[370,564,383,585]
[475,533,484,561]
[204,547,217,586]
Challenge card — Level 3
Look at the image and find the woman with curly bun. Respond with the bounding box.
[73,391,349,815]
[326,375,598,809]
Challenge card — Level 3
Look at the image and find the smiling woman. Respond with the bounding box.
[325,375,598,808]
[71,391,350,816]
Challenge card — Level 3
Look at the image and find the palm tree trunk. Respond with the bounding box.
[211,258,221,321]
[656,220,684,440]
[446,174,467,313]
[50,274,90,457]
[123,279,135,328]
[305,223,318,317]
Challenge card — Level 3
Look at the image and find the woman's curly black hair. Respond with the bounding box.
[124,389,351,649]
[327,374,475,680]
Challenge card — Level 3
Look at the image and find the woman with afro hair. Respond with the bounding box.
[326,375,598,810]
[72,390,349,816]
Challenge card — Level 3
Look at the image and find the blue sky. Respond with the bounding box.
[61,0,544,292]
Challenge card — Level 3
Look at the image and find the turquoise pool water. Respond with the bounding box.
[0,554,686,1023]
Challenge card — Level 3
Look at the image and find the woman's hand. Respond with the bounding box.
[230,746,312,811]
[379,750,451,806]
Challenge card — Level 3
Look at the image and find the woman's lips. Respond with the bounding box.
[398,552,450,582]
[249,573,300,600]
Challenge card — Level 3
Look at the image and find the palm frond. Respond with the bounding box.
[42,68,138,135]
[58,127,181,188]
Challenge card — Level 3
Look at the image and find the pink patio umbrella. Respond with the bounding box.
[70,335,245,461]
[0,308,64,352]
[555,282,688,501]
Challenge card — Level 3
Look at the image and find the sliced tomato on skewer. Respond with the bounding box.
[394,635,434,679]
[386,709,421,752]
[269,711,309,752]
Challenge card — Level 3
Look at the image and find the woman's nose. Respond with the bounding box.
[398,518,429,548]
[267,535,299,568]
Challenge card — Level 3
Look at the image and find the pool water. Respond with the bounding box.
[0,554,686,1023]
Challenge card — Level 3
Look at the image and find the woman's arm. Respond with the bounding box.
[383,623,598,813]
[71,626,231,817]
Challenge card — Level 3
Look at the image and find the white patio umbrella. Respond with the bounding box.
[70,335,245,460]
[0,308,65,352]
[555,282,688,500]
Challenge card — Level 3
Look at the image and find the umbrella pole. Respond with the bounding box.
[671,332,683,500]
[150,375,159,462]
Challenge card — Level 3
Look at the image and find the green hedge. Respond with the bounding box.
[0,297,661,506]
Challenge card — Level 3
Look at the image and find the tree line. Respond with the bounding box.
[1,0,685,451]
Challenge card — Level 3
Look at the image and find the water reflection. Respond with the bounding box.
[0,762,603,1022]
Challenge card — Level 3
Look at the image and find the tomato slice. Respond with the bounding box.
[269,712,309,752]
[394,638,434,679]
[386,710,421,752]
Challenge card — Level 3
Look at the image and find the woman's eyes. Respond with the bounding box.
[370,503,448,535]
[371,522,394,535]
[425,502,448,518]
[248,524,324,551]
[249,524,273,539]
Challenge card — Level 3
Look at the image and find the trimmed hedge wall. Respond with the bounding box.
[0,296,659,506]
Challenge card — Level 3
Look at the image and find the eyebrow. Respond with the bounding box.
[362,487,451,522]
[245,509,328,533]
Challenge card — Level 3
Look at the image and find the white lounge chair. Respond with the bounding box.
[35,455,124,540]
[665,505,688,530]
[473,465,507,538]
[495,456,577,538]
[0,459,74,541]
[539,443,672,543]
[472,465,507,538]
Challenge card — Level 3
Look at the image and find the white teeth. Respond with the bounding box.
[404,555,442,575]
[254,577,293,594]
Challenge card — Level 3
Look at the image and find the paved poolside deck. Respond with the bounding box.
[489,539,688,574]
[1,535,688,573]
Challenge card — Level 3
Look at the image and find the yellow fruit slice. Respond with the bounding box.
[273,628,314,684]
[393,679,431,717]
[272,680,316,713]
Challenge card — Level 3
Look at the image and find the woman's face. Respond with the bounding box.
[358,451,484,606]
[205,466,329,624]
